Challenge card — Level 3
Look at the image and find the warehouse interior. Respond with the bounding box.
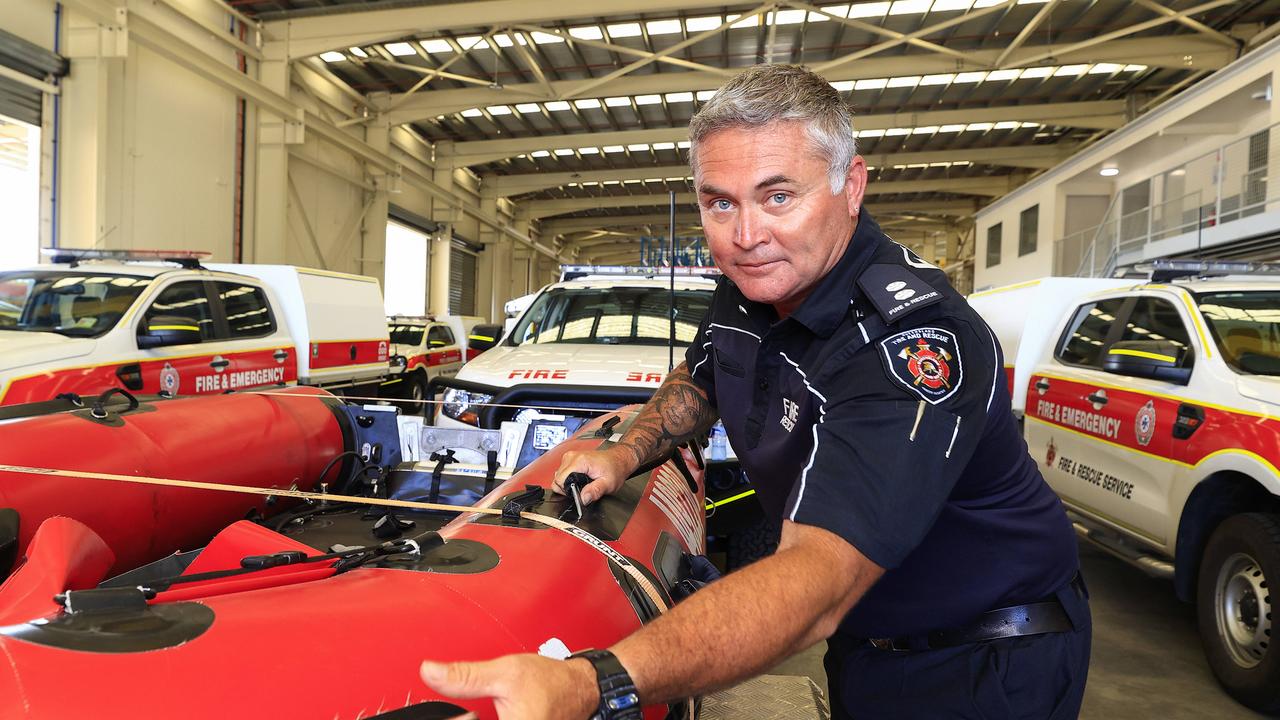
[5,0,1280,718]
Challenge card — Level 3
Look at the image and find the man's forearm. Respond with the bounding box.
[614,362,717,470]
[611,523,882,704]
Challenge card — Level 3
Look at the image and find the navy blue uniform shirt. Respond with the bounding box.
[686,211,1078,638]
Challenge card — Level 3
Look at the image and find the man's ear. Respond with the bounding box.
[844,156,868,217]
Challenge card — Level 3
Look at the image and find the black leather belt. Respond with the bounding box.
[862,575,1082,652]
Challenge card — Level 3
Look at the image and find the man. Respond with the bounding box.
[420,63,1091,719]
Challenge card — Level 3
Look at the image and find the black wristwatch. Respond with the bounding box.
[570,648,643,720]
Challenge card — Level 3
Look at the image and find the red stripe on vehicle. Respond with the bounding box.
[309,339,389,369]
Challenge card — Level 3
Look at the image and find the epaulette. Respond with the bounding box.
[856,263,944,324]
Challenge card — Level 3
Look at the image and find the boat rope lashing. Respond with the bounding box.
[0,463,671,617]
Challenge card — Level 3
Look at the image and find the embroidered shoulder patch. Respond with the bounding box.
[856,264,944,323]
[879,326,963,404]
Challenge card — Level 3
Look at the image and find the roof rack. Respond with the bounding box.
[559,264,721,282]
[387,314,437,323]
[40,248,211,270]
[1144,259,1280,283]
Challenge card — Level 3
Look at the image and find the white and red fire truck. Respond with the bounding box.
[0,249,391,405]
[970,261,1280,713]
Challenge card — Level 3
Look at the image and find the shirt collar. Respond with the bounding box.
[786,208,886,338]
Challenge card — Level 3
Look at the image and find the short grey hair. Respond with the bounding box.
[689,64,857,195]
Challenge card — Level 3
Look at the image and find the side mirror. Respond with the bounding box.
[137,315,202,349]
[1102,340,1192,385]
[467,324,504,353]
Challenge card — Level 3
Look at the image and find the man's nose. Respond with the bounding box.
[734,207,769,249]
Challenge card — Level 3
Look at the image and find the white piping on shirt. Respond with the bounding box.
[709,322,762,340]
[945,415,962,458]
[689,328,713,377]
[983,322,1000,413]
[908,400,926,441]
[778,352,828,522]
[857,321,869,343]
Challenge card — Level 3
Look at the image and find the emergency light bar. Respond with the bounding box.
[41,247,211,269]
[1147,259,1280,282]
[559,264,721,282]
[387,314,438,323]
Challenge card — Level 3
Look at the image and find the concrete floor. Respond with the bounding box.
[767,542,1271,719]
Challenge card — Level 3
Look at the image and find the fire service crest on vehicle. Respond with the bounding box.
[880,327,963,404]
[1135,400,1157,446]
[159,362,180,395]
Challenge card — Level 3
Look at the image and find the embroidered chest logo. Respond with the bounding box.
[880,327,964,404]
[780,398,800,432]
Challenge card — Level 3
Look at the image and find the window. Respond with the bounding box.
[510,287,713,346]
[1199,290,1280,375]
[1117,298,1192,350]
[144,281,214,342]
[0,271,149,337]
[1056,297,1128,367]
[427,325,455,347]
[388,324,425,346]
[986,223,1002,267]
[1019,205,1038,256]
[217,283,275,339]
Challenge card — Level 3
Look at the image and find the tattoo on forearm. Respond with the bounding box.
[618,363,716,468]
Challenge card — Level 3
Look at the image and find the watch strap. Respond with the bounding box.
[570,649,643,720]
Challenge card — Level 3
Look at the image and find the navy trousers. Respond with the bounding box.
[825,576,1092,719]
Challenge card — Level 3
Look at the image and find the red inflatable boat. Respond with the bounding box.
[0,386,348,575]
[0,412,708,719]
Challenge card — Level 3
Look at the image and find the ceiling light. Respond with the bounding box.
[634,94,663,105]
[889,0,931,14]
[604,96,632,107]
[857,129,885,138]
[912,125,939,134]
[1089,63,1123,74]
[627,143,650,152]
[888,75,921,88]
[847,1,890,18]
[320,51,345,62]
[460,109,485,118]
[349,47,368,58]
[727,14,760,28]
[646,19,682,35]
[486,105,512,115]
[772,9,809,24]
[965,122,993,131]
[885,128,911,136]
[581,181,599,187]
[652,142,676,150]
[607,23,642,38]
[1020,122,1040,128]
[855,78,888,90]
[985,69,1020,81]
[677,140,691,149]
[574,99,602,109]
[1020,66,1054,78]
[531,150,551,158]
[531,31,564,44]
[624,179,643,184]
[993,121,1020,130]
[568,26,603,40]
[554,148,575,156]
[1100,166,1119,177]
[1054,65,1087,77]
[952,160,971,166]
[685,16,722,31]
[515,103,541,113]
[696,90,717,101]
[457,36,489,50]
[545,101,572,111]
[919,74,954,85]
[830,80,855,92]
[604,180,621,185]
[930,0,973,10]
[1124,64,1148,72]
[954,71,987,83]
[384,42,417,56]
[938,124,965,132]
[420,39,452,53]
[579,147,600,154]
[603,145,625,153]
[665,92,693,103]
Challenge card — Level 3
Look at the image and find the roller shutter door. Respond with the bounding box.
[449,241,477,316]
[0,29,67,126]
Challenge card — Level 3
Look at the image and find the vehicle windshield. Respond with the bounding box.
[388,324,425,346]
[1197,291,1280,375]
[0,271,151,338]
[510,286,712,347]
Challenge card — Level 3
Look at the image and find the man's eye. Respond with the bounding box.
[714,199,732,211]
[770,193,788,204]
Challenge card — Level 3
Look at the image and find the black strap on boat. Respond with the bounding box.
[483,450,500,495]
[90,387,138,419]
[135,530,444,593]
[502,485,545,524]
[428,449,456,504]
[594,415,622,438]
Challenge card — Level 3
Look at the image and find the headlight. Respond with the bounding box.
[441,388,493,425]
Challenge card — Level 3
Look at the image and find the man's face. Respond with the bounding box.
[695,121,867,317]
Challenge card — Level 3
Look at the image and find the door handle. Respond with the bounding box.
[1086,391,1108,406]
[272,349,289,362]
[210,358,230,370]
[1035,379,1050,392]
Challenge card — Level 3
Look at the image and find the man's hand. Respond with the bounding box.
[420,654,599,720]
[552,446,634,505]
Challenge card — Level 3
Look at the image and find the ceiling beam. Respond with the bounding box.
[486,145,1074,196]
[386,36,1231,125]
[521,195,982,220]
[544,213,702,234]
[449,104,1116,166]
[262,0,737,58]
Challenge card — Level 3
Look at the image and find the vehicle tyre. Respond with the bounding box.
[406,373,429,416]
[1197,512,1280,713]
[726,515,781,570]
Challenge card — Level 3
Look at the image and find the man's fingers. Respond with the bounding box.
[421,660,500,700]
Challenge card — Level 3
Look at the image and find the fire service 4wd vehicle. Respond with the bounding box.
[430,265,767,565]
[383,315,477,408]
[970,261,1280,713]
[0,249,391,405]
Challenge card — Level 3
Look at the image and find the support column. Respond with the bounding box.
[59,6,128,249]
[252,40,302,263]
[361,97,391,285]
[429,146,459,316]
